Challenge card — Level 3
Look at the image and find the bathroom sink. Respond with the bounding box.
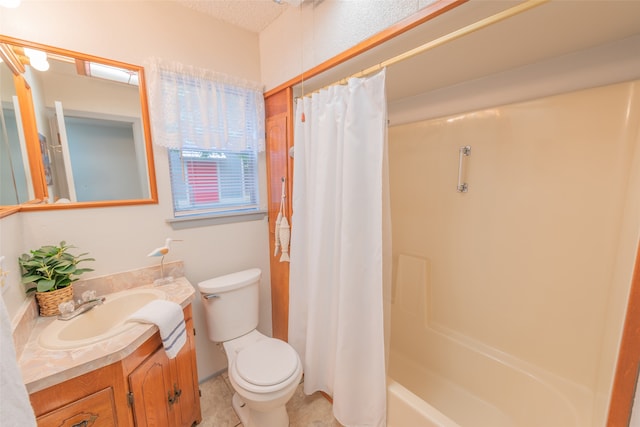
[39,287,166,350]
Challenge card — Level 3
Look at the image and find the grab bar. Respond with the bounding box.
[457,145,471,193]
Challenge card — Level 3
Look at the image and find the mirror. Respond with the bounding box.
[0,59,31,205]
[0,35,157,209]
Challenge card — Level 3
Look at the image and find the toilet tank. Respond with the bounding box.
[197,268,261,342]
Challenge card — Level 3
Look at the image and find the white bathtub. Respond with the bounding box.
[387,251,592,426]
[387,379,459,427]
[388,328,591,427]
[387,251,593,426]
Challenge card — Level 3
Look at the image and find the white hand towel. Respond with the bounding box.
[0,295,37,426]
[127,300,186,359]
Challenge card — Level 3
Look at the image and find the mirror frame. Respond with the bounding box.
[0,35,158,212]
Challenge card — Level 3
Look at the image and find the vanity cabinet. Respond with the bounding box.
[29,305,201,427]
[128,312,201,427]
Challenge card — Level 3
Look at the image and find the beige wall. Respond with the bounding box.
[0,0,267,380]
[389,80,640,424]
[259,0,437,91]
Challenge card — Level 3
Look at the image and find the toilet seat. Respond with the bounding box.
[230,338,301,393]
[236,339,298,386]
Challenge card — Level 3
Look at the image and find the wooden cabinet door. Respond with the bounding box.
[170,318,202,427]
[128,348,173,427]
[36,387,118,427]
[128,316,201,427]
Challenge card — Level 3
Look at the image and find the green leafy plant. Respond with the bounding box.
[19,241,95,294]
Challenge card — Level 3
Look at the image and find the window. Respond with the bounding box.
[168,148,258,217]
[146,59,265,220]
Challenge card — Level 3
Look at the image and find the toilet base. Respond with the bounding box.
[232,392,290,427]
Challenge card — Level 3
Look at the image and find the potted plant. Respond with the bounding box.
[19,241,94,316]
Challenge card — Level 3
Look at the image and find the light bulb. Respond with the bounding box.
[30,57,50,72]
[0,0,21,8]
[23,48,49,71]
[24,48,46,62]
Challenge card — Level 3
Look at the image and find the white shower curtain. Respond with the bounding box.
[289,70,388,427]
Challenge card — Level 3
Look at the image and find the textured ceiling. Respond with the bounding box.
[176,0,289,33]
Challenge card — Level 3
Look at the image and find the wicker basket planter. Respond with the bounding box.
[19,242,93,317]
[35,285,74,317]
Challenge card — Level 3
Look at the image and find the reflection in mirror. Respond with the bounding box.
[0,60,31,204]
[0,36,157,208]
[24,51,148,203]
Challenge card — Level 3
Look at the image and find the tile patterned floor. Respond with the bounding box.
[199,372,343,427]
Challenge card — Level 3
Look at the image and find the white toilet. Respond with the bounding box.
[198,268,302,427]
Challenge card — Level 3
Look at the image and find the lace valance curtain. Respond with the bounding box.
[146,59,265,152]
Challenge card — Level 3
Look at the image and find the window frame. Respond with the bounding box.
[167,147,261,219]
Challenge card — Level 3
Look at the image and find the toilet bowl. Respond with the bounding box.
[224,330,302,426]
[198,269,303,427]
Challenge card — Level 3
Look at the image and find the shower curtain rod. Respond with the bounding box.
[303,0,549,97]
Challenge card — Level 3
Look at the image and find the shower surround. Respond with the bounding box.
[387,80,640,426]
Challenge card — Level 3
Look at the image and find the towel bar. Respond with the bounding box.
[457,145,471,193]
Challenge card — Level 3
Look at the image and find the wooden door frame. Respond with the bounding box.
[265,88,295,341]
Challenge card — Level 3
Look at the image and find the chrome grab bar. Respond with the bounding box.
[457,145,471,193]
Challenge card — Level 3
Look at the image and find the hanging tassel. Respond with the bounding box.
[279,216,290,262]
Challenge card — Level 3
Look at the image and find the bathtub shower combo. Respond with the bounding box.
[386,80,640,426]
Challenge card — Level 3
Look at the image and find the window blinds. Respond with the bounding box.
[168,149,259,217]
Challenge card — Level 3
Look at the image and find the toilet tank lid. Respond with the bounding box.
[198,268,261,293]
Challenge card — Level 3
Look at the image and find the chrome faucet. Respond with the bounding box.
[58,296,106,321]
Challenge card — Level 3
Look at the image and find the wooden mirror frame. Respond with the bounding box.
[0,35,157,213]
